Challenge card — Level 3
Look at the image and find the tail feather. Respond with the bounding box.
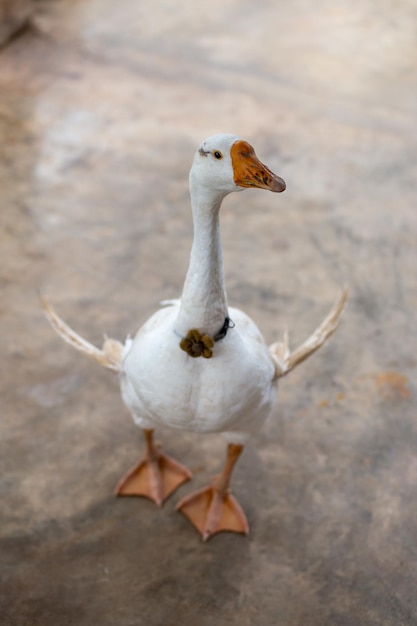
[270,288,348,379]
[40,296,123,372]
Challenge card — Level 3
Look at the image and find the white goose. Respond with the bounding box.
[42,134,347,541]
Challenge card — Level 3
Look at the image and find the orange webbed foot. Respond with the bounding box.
[115,430,192,505]
[176,442,248,541]
[177,482,249,541]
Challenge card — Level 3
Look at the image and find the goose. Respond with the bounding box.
[42,133,347,541]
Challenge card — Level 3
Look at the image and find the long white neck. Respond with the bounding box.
[175,184,229,337]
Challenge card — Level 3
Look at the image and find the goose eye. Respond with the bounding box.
[213,150,223,160]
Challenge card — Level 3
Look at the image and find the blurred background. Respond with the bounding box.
[1,1,416,624]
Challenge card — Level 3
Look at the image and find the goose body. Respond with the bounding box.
[43,133,347,540]
[121,303,275,438]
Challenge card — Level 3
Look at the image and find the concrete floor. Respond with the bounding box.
[1,1,416,624]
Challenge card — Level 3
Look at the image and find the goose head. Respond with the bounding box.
[189,133,286,205]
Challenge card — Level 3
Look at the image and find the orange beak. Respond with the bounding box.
[231,140,286,192]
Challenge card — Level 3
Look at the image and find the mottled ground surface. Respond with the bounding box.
[1,1,416,624]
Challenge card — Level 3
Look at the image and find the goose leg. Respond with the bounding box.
[176,443,249,541]
[115,429,192,506]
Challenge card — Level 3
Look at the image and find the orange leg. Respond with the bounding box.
[176,443,249,541]
[115,429,192,506]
